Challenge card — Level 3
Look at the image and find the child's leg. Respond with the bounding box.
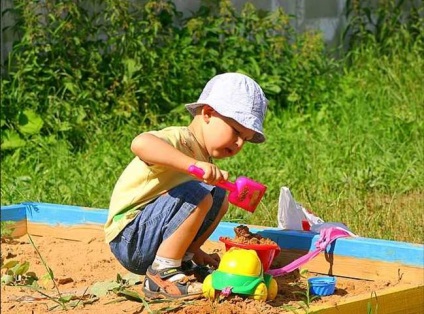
[186,196,228,264]
[156,192,228,263]
[155,193,214,261]
[144,182,227,298]
[152,192,228,276]
[109,180,226,298]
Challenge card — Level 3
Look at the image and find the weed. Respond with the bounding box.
[1,260,38,286]
[99,276,198,313]
[367,291,379,314]
[0,221,15,240]
[1,234,92,310]
[279,269,321,313]
[292,285,320,313]
[297,269,320,311]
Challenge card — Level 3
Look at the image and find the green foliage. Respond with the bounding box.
[0,235,92,310]
[279,269,319,313]
[181,0,336,111]
[89,272,141,297]
[1,260,38,286]
[344,0,424,54]
[201,20,424,242]
[25,234,77,310]
[1,0,332,152]
[95,273,191,313]
[1,237,143,309]
[1,1,423,243]
[367,291,379,314]
[292,285,320,313]
[0,221,15,239]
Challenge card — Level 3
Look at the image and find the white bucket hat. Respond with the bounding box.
[185,72,268,143]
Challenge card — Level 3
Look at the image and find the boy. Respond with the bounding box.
[105,72,268,299]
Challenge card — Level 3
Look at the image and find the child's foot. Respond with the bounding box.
[143,266,203,299]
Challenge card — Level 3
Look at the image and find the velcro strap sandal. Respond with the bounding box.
[142,266,203,300]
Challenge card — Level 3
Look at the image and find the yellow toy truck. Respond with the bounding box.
[202,248,278,301]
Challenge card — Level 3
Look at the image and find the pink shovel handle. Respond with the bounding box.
[188,165,235,191]
[188,165,207,178]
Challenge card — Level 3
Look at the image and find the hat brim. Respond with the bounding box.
[185,102,265,143]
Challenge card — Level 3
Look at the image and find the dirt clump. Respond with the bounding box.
[221,225,279,246]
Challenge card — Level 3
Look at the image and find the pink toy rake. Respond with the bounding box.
[188,165,267,213]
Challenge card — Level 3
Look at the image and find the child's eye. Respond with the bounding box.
[233,128,249,141]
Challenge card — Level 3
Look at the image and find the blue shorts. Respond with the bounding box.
[109,180,226,275]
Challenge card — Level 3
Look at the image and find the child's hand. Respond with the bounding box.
[191,161,229,185]
[192,248,220,268]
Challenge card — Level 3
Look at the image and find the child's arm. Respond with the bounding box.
[131,133,228,184]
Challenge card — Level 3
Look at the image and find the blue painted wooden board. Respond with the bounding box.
[0,203,27,221]
[1,202,423,268]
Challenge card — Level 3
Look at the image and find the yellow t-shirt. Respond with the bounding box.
[104,126,211,243]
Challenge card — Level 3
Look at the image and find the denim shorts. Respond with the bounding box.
[109,180,226,275]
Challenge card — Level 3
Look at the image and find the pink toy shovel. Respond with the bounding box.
[188,165,267,213]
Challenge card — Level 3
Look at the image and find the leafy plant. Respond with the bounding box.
[1,0,423,244]
[1,260,38,286]
[295,269,320,311]
[28,234,80,309]
[279,269,320,313]
[89,272,141,298]
[1,0,333,153]
[0,235,89,310]
[343,0,424,54]
[292,281,320,312]
[92,272,194,313]
[0,221,15,240]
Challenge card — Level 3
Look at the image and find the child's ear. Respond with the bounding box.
[202,105,215,122]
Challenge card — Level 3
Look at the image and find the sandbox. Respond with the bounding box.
[1,202,423,313]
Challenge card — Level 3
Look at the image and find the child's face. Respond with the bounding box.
[203,108,255,159]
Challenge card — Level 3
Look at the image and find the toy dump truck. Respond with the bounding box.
[202,247,278,301]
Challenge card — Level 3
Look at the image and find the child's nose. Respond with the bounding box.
[236,136,245,147]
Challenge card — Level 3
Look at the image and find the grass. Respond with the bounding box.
[235,45,424,242]
[1,45,423,244]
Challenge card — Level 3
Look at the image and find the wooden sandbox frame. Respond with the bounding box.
[1,202,423,313]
